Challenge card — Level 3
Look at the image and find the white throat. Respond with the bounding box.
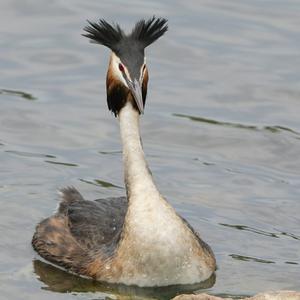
[119,102,160,203]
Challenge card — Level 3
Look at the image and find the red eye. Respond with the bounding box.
[119,63,124,72]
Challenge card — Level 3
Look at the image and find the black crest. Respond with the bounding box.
[83,16,168,51]
[130,16,168,48]
[83,20,125,51]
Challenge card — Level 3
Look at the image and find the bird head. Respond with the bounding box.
[83,17,168,116]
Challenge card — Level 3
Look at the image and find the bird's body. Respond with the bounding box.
[32,17,216,287]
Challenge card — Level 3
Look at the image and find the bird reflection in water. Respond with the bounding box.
[33,259,215,299]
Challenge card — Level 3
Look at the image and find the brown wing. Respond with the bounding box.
[66,194,127,255]
[32,187,127,275]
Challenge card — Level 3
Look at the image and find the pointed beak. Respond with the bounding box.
[127,78,144,114]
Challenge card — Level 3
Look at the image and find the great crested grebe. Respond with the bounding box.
[32,17,216,287]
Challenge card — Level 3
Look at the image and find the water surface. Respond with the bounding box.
[0,1,300,299]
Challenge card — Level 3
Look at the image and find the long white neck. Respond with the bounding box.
[118,102,160,203]
[115,102,215,287]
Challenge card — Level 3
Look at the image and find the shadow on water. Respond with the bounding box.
[33,259,215,300]
[0,88,37,101]
[173,113,300,136]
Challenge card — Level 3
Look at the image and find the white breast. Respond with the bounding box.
[115,195,213,287]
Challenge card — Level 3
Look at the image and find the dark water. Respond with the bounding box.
[1,1,300,299]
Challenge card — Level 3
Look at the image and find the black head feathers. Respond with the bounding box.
[83,19,125,51]
[83,17,168,51]
[130,17,168,48]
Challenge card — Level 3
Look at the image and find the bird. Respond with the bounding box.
[32,17,216,287]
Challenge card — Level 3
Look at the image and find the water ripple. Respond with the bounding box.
[279,231,300,241]
[285,261,298,265]
[45,160,78,167]
[221,223,300,242]
[173,113,300,136]
[79,178,123,189]
[230,254,275,264]
[99,150,122,155]
[0,88,36,101]
[5,150,55,159]
[220,223,279,238]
